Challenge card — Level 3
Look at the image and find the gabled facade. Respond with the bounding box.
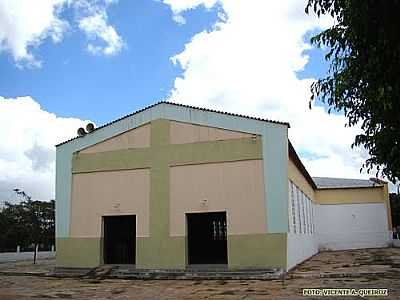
[55,102,392,271]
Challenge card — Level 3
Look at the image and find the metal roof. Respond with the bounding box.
[289,141,317,189]
[312,177,382,189]
[56,101,290,147]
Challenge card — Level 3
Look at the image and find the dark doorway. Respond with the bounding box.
[187,212,228,265]
[103,215,136,264]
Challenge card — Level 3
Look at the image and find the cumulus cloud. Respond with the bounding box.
[162,0,220,25]
[73,0,124,56]
[162,0,219,12]
[0,0,68,68]
[0,0,123,68]
[0,96,90,203]
[24,144,55,172]
[78,10,124,56]
[161,1,390,184]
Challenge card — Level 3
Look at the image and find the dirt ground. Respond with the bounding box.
[1,248,400,300]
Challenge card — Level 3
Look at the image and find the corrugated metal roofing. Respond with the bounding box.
[56,101,290,147]
[313,177,382,189]
[289,141,317,189]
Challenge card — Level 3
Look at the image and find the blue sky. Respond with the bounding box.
[0,1,329,125]
[2,0,389,201]
[0,1,223,124]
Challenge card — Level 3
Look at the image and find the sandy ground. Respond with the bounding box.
[0,248,400,299]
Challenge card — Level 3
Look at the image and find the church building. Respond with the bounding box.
[55,102,392,271]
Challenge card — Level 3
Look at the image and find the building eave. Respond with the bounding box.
[288,141,317,190]
[56,101,290,147]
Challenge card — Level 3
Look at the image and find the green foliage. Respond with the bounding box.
[306,0,400,182]
[0,200,55,252]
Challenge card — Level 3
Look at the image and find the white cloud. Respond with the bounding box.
[162,0,219,13]
[78,10,124,56]
[161,1,390,184]
[172,14,187,25]
[0,0,123,68]
[162,0,220,25]
[0,96,90,203]
[0,0,69,68]
[73,0,124,56]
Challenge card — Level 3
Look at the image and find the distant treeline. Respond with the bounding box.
[0,200,55,253]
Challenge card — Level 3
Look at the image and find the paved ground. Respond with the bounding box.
[0,252,55,263]
[0,248,400,299]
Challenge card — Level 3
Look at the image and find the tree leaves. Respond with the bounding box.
[306,0,400,183]
[0,200,55,252]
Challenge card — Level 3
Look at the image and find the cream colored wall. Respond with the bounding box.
[315,187,385,205]
[316,185,391,230]
[80,123,150,153]
[169,160,267,236]
[70,169,150,238]
[288,158,315,200]
[170,121,254,144]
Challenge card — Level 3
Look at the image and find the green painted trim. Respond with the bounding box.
[56,238,102,268]
[72,137,262,174]
[56,233,287,269]
[72,148,152,174]
[228,233,287,269]
[151,119,170,147]
[140,120,186,268]
[137,237,186,269]
[169,137,262,166]
[149,119,170,243]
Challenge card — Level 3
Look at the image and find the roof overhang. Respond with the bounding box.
[56,101,290,147]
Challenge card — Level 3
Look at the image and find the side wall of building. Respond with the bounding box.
[315,187,392,251]
[286,158,392,270]
[287,159,318,270]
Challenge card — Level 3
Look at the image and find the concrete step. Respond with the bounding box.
[53,266,284,280]
[109,267,284,280]
[52,267,92,278]
[82,265,114,279]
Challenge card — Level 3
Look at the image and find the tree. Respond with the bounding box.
[0,202,31,252]
[24,200,55,263]
[305,0,400,183]
[390,193,400,230]
[0,200,55,263]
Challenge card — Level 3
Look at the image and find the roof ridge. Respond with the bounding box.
[313,176,383,189]
[56,101,289,147]
[312,176,373,181]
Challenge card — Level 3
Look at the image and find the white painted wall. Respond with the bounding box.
[315,203,391,251]
[287,233,318,270]
[287,180,318,270]
[287,182,391,270]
